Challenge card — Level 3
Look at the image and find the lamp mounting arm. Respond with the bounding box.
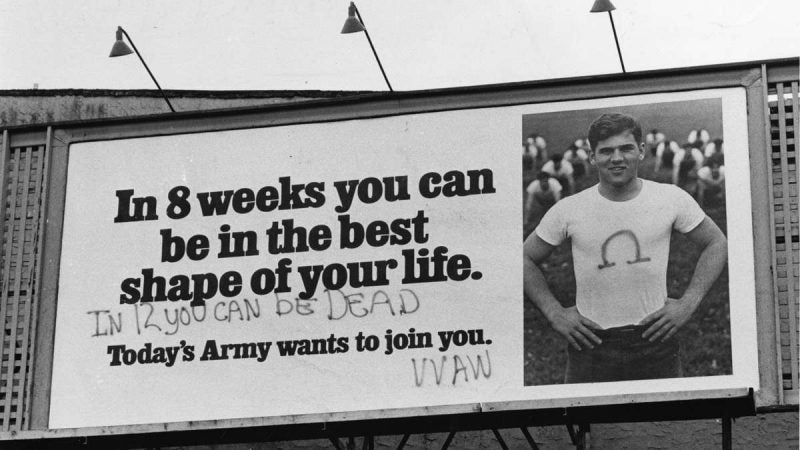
[117,26,176,112]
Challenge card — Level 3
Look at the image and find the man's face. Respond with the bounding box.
[590,130,644,189]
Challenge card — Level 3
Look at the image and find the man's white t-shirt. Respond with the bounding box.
[541,160,574,177]
[526,177,562,196]
[534,179,706,328]
[697,165,725,183]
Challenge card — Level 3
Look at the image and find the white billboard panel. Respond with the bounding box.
[49,88,758,429]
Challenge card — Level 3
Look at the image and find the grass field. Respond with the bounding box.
[522,157,732,385]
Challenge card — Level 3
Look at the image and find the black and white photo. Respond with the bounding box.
[522,96,742,386]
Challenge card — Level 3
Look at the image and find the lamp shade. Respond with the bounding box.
[109,28,133,57]
[590,0,616,12]
[341,2,366,33]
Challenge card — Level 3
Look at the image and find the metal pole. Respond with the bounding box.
[353,6,394,92]
[607,11,626,73]
[491,429,509,450]
[396,434,410,450]
[520,427,539,449]
[119,27,176,112]
[722,409,732,450]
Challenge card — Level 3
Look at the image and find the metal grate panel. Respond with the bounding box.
[768,81,800,403]
[0,141,47,431]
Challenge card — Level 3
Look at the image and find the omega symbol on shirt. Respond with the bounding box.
[597,229,651,270]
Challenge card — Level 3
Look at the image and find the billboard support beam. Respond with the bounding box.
[722,409,732,450]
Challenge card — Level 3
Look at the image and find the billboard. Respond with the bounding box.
[49,87,758,429]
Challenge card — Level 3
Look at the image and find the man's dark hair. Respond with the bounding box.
[708,151,724,167]
[587,113,643,151]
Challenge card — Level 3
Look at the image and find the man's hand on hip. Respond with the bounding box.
[548,306,603,350]
[639,297,699,342]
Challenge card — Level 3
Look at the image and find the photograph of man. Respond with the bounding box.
[523,112,728,383]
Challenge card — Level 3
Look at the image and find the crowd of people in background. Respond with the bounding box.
[523,127,726,230]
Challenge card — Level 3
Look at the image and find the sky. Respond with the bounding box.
[0,0,797,92]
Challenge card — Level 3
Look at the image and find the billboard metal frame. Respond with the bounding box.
[0,58,796,444]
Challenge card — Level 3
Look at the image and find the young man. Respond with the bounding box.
[697,159,726,207]
[541,153,575,195]
[525,171,563,229]
[523,113,728,383]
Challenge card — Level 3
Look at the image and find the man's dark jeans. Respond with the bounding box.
[565,325,682,383]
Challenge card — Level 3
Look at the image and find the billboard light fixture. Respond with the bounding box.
[340,2,394,92]
[590,0,626,73]
[109,26,176,112]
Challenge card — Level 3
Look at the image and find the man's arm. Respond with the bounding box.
[523,233,603,350]
[640,216,728,341]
